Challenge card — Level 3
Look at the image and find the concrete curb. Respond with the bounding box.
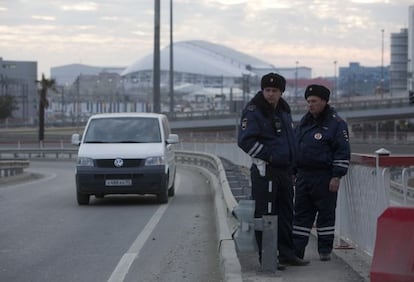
[180,164,243,282]
[332,241,372,282]
[311,229,372,282]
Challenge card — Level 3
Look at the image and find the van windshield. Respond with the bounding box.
[83,117,162,143]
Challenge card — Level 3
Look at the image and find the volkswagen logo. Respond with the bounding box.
[114,158,124,167]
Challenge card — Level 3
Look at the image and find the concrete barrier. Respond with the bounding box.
[370,207,414,282]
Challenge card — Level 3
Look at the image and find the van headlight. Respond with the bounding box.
[77,157,94,167]
[145,156,165,166]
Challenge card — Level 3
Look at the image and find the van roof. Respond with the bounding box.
[88,112,167,119]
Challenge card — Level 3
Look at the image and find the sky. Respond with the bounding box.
[0,0,411,79]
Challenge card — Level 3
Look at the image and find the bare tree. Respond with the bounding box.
[0,94,18,121]
[37,73,56,144]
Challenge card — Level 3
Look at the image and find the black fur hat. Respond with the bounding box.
[304,84,330,101]
[261,73,286,92]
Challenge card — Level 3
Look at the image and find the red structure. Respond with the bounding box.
[370,207,414,282]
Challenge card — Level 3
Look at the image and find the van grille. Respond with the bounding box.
[95,159,143,168]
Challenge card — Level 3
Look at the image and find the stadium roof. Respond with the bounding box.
[121,40,274,77]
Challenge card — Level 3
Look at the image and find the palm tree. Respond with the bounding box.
[37,73,56,144]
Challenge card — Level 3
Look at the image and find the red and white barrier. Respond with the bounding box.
[370,207,414,282]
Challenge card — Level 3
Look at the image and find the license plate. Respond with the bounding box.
[105,179,132,186]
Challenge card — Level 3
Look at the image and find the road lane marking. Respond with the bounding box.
[107,204,169,282]
[107,174,181,282]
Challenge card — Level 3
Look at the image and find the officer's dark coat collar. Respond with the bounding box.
[301,104,336,126]
[249,91,291,118]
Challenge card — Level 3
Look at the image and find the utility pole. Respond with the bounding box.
[381,29,384,94]
[295,61,299,101]
[153,0,161,113]
[334,60,337,101]
[76,75,80,132]
[169,0,174,113]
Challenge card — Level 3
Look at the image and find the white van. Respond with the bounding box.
[71,112,179,205]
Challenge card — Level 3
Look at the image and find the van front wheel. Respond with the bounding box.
[157,178,169,204]
[77,191,90,205]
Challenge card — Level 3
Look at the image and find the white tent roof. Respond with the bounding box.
[122,40,274,77]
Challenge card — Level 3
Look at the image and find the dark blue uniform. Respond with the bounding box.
[238,91,297,262]
[293,105,350,258]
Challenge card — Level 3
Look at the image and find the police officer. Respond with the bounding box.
[293,84,351,261]
[238,72,309,267]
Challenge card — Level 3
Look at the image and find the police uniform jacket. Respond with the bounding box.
[295,105,350,178]
[238,91,295,167]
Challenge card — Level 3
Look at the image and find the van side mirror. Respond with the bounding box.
[166,134,179,144]
[71,133,81,146]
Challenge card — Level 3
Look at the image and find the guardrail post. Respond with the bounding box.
[233,200,257,252]
[255,216,278,273]
[233,199,279,273]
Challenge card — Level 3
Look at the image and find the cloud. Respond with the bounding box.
[61,2,98,11]
[0,0,411,78]
[32,15,56,21]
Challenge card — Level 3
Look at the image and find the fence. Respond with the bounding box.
[337,152,414,256]
[178,142,414,258]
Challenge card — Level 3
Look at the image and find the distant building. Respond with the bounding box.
[338,62,390,96]
[0,57,37,124]
[45,40,314,117]
[390,28,408,94]
[50,64,125,86]
[408,6,414,92]
[121,40,312,109]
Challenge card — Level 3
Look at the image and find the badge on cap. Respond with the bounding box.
[314,133,322,140]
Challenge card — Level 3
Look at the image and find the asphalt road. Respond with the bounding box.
[0,161,221,282]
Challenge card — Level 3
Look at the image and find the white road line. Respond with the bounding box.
[107,203,169,282]
[107,174,181,282]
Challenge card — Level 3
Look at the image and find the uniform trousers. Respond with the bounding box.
[293,170,338,258]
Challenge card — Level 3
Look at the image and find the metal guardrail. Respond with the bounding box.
[390,181,414,198]
[0,159,30,179]
[176,150,238,212]
[0,148,78,160]
[0,148,239,222]
[0,149,239,213]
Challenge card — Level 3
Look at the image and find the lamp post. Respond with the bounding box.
[153,0,161,113]
[381,29,384,83]
[381,28,384,96]
[333,60,337,101]
[169,0,174,113]
[295,61,299,101]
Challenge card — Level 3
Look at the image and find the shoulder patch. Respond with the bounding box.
[247,104,256,111]
[332,114,343,122]
[342,129,349,142]
[241,118,248,130]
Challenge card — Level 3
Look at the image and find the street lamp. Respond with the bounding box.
[381,29,384,83]
[381,28,384,95]
[153,0,161,113]
[295,61,299,100]
[169,0,174,113]
[333,60,337,101]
